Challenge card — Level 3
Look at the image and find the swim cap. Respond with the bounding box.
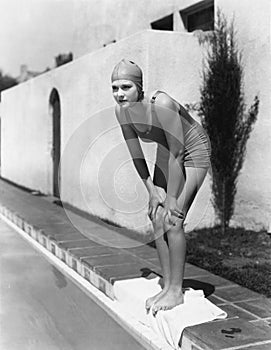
[111,59,143,86]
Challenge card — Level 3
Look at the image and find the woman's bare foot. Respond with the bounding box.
[145,289,168,314]
[152,289,184,316]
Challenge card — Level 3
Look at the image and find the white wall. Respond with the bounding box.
[215,0,271,230]
[72,0,199,58]
[59,30,211,233]
[1,30,210,234]
[1,75,53,192]
[1,0,270,232]
[71,0,271,231]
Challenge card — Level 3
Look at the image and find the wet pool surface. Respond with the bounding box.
[0,218,144,350]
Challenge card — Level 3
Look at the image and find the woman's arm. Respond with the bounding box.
[153,94,185,200]
[115,105,154,194]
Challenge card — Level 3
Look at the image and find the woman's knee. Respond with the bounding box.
[152,218,164,232]
[166,221,186,245]
[174,218,185,231]
[152,207,165,232]
[165,217,185,233]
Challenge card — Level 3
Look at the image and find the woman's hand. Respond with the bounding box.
[148,190,165,221]
[163,195,184,226]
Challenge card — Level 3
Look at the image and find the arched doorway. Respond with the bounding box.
[49,89,61,198]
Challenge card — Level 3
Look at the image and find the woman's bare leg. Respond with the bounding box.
[152,167,208,314]
[145,206,171,312]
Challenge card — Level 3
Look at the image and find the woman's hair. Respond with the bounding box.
[135,83,144,102]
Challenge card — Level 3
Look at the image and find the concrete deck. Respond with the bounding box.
[0,178,270,350]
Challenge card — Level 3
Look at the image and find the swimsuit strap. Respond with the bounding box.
[150,90,163,127]
[124,91,163,135]
[150,90,163,104]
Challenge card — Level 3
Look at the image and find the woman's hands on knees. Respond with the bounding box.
[148,187,165,222]
[162,195,184,228]
[149,192,185,231]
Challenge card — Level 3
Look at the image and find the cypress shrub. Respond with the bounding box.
[199,10,259,233]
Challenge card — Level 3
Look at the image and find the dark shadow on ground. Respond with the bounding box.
[140,268,215,297]
[183,279,215,297]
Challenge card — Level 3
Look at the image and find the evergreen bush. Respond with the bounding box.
[199,10,259,232]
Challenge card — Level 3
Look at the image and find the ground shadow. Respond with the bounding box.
[140,268,215,297]
[182,278,215,297]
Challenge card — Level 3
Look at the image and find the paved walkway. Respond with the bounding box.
[0,178,271,350]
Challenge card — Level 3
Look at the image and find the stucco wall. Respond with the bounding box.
[0,31,148,194]
[70,0,271,231]
[72,0,201,58]
[215,0,271,230]
[1,0,270,232]
[1,76,52,192]
[1,30,211,234]
[59,30,212,234]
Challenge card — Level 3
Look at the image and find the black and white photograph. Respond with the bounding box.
[0,1,270,349]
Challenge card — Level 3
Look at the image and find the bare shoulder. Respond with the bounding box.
[153,92,178,113]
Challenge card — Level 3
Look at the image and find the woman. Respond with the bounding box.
[112,59,211,316]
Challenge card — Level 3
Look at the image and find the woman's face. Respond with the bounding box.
[111,79,139,108]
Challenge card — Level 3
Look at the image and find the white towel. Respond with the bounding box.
[114,277,227,349]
